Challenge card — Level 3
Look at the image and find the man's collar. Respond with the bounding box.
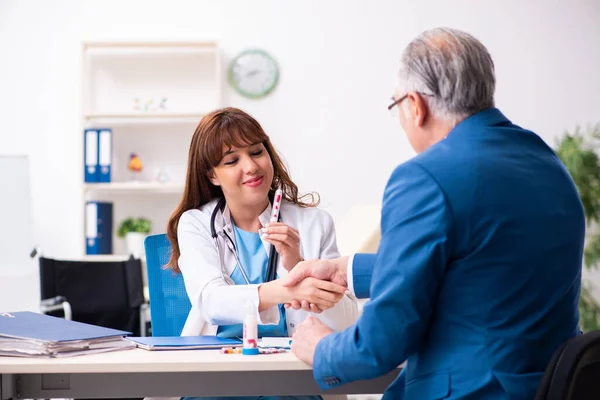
[448,107,510,138]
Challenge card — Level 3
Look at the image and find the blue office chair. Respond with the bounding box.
[144,233,191,336]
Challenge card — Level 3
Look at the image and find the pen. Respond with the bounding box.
[270,188,283,224]
[259,187,282,236]
[258,187,283,282]
[267,187,283,282]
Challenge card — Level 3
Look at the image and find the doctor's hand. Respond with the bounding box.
[261,222,302,271]
[291,316,333,366]
[282,257,349,312]
[284,277,346,312]
[283,257,349,288]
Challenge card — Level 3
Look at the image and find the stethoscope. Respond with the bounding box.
[209,197,280,285]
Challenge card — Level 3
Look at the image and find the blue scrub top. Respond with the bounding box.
[216,225,288,338]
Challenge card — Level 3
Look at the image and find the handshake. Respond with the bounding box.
[277,256,352,366]
[280,256,350,313]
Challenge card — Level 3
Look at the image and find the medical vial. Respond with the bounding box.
[242,301,259,355]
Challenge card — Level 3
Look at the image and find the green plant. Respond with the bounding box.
[116,217,152,238]
[555,123,600,331]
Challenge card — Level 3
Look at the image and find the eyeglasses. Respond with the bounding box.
[387,95,408,119]
[387,92,435,119]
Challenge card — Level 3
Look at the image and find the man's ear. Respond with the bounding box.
[405,91,428,127]
[208,170,220,187]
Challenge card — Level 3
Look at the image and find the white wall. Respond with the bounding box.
[1,0,600,307]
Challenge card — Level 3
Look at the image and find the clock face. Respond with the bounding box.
[228,49,279,99]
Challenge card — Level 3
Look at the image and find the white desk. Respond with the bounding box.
[0,348,398,399]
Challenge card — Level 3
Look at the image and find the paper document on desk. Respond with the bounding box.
[258,337,292,349]
[0,311,133,358]
[127,336,242,350]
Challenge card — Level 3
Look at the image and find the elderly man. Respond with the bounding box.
[284,27,585,399]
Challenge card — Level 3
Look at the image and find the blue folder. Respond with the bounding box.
[84,129,99,183]
[98,129,112,183]
[85,201,113,255]
[83,128,112,183]
[0,311,130,342]
[127,336,242,351]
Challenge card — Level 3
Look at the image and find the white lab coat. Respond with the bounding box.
[177,198,358,336]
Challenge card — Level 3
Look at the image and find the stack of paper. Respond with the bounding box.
[0,311,135,358]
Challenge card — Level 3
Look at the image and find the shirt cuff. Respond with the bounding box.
[313,332,342,389]
[346,254,356,296]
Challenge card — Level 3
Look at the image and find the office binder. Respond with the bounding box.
[84,129,98,183]
[127,336,242,351]
[86,201,113,255]
[98,129,112,183]
[0,311,135,358]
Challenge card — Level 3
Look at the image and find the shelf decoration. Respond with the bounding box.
[128,152,143,181]
[155,167,171,184]
[132,97,168,113]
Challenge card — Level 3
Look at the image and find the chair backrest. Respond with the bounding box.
[38,256,144,334]
[144,233,191,336]
[535,330,600,400]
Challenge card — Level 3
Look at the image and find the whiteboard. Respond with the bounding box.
[0,155,39,311]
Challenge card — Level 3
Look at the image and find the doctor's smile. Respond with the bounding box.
[243,175,264,187]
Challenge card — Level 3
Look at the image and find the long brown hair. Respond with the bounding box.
[166,107,319,273]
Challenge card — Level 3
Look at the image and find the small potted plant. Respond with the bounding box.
[117,217,152,257]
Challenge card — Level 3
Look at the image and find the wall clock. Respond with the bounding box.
[228,49,279,99]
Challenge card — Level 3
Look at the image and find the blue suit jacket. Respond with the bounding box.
[314,108,585,399]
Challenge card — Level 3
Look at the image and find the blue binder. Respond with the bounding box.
[127,336,242,351]
[84,128,112,183]
[84,129,99,183]
[98,129,112,183]
[0,311,130,342]
[86,201,113,255]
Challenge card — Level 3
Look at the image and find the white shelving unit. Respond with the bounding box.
[81,41,222,257]
[83,182,185,194]
[84,113,206,125]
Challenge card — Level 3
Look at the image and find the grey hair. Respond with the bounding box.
[398,27,496,124]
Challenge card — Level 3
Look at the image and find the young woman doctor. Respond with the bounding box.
[166,107,357,400]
